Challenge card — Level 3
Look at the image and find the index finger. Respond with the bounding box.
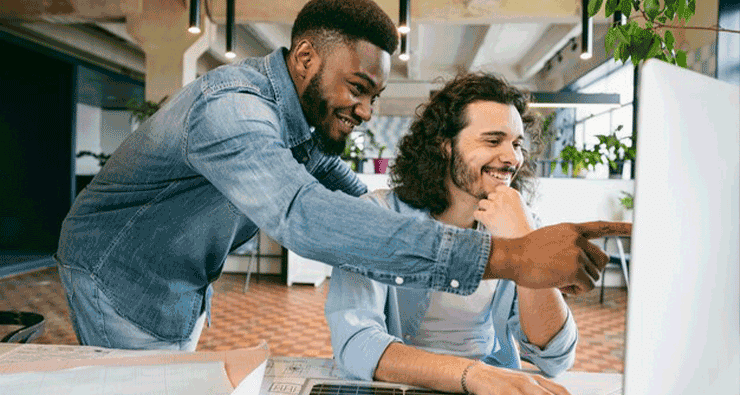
[574,221,632,239]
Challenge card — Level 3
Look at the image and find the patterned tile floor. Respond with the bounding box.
[0,267,627,373]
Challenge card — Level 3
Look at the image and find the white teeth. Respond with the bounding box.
[485,170,511,181]
[338,117,354,127]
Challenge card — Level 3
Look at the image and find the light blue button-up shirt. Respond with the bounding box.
[325,189,578,381]
[56,48,491,341]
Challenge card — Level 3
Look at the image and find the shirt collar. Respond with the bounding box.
[265,47,313,147]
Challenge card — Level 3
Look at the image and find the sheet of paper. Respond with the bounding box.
[0,361,233,395]
[0,342,269,395]
[0,343,177,366]
[260,357,343,395]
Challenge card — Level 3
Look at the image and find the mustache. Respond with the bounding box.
[483,165,518,174]
[482,165,522,182]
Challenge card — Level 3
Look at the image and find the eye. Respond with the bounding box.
[349,83,366,96]
[513,140,523,148]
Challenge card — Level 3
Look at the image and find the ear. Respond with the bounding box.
[441,138,452,159]
[292,39,321,82]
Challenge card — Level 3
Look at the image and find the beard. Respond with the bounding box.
[301,70,347,156]
[449,141,489,200]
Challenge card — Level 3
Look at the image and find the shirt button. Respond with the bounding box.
[450,279,460,288]
[395,277,404,285]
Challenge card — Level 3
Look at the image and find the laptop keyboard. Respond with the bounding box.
[307,382,454,395]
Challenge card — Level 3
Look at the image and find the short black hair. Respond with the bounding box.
[291,0,399,55]
[390,72,541,215]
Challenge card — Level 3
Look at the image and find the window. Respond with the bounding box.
[573,60,634,151]
[542,59,636,179]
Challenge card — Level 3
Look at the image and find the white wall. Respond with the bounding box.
[100,109,134,154]
[75,103,103,175]
[531,177,635,287]
[531,178,634,225]
[75,104,134,175]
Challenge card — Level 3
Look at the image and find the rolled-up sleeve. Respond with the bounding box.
[325,267,402,380]
[186,91,489,294]
[508,296,578,377]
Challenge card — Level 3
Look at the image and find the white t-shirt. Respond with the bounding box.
[410,278,499,360]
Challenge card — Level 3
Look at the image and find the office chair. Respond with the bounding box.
[0,311,45,343]
[232,235,260,292]
[600,236,630,304]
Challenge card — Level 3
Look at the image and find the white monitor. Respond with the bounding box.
[624,60,740,394]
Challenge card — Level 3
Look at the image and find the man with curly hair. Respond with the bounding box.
[56,0,628,351]
[326,73,578,395]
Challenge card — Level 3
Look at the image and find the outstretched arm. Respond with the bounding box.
[478,185,631,294]
[375,343,571,395]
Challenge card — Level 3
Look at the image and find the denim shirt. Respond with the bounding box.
[56,48,491,341]
[325,190,578,381]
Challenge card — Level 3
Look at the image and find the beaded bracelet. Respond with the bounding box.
[460,361,480,394]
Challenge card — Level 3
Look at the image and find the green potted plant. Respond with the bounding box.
[593,125,636,178]
[76,150,111,167]
[550,145,603,177]
[619,191,634,221]
[126,96,168,123]
[551,125,636,178]
[341,128,386,173]
[619,191,634,210]
[372,143,390,174]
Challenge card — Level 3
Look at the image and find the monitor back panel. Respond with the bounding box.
[624,59,740,395]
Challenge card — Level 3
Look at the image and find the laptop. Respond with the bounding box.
[290,60,740,395]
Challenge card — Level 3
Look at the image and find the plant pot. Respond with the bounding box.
[609,161,625,179]
[373,158,390,174]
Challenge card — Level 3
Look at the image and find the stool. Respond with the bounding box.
[0,311,45,343]
[600,236,630,304]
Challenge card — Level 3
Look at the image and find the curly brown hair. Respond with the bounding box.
[390,72,541,216]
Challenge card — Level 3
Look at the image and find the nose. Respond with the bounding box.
[353,97,373,122]
[500,142,520,167]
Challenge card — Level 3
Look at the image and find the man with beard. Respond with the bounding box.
[325,73,578,395]
[56,0,629,351]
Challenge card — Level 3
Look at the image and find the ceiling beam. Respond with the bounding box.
[95,22,139,46]
[515,23,580,82]
[467,23,502,72]
[0,0,140,21]
[1,0,589,25]
[14,22,145,74]
[245,22,291,51]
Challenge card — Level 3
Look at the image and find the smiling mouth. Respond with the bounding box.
[483,166,515,183]
[336,115,359,134]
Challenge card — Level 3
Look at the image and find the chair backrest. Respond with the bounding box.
[0,311,45,343]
